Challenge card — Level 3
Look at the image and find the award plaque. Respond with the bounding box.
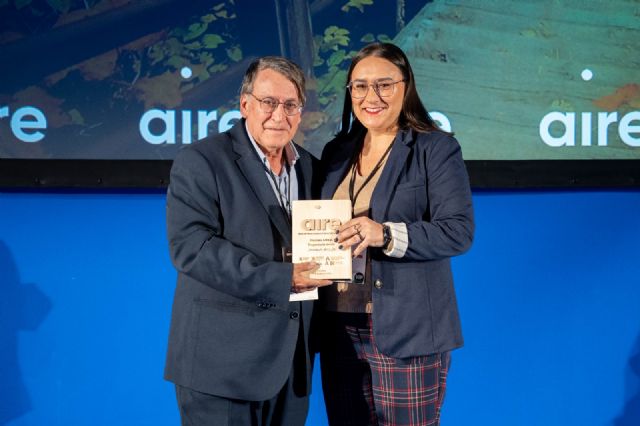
[291,199,352,281]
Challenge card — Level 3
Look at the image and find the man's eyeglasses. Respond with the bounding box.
[347,79,406,99]
[248,93,303,116]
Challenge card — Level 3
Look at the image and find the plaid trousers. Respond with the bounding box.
[320,313,450,426]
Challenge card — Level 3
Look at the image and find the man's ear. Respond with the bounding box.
[239,94,249,118]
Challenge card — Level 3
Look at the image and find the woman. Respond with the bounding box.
[318,42,474,426]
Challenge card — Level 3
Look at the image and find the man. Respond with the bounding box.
[164,57,331,425]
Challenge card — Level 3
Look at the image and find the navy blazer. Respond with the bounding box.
[320,128,474,358]
[164,119,315,401]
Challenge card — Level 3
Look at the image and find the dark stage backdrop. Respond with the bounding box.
[1,0,639,187]
[1,189,639,425]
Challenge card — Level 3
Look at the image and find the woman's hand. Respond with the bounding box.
[336,217,384,258]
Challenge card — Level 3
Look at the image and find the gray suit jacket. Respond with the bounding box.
[320,127,474,358]
[164,119,315,401]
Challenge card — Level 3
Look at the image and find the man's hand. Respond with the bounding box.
[292,262,333,293]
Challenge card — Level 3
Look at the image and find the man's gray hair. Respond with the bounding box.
[240,56,306,106]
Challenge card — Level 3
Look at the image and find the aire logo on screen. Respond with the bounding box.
[539,70,640,147]
[540,111,640,147]
[0,105,241,145]
[139,109,241,144]
[0,106,47,143]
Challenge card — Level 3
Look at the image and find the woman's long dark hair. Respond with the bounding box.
[337,42,447,139]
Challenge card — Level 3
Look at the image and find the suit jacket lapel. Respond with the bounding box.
[370,129,413,222]
[294,148,312,201]
[231,120,292,247]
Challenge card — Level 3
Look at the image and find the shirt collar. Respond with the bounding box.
[245,122,299,171]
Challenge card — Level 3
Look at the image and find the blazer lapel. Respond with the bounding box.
[370,129,414,222]
[321,136,360,200]
[231,121,292,247]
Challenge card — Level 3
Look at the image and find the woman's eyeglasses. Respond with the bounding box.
[347,79,405,99]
